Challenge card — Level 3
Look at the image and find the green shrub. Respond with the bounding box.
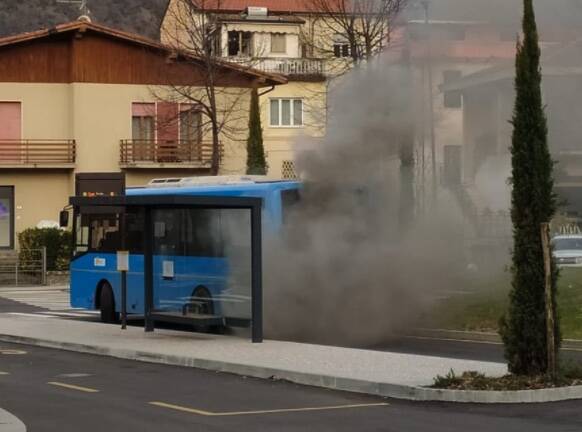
[18,228,72,271]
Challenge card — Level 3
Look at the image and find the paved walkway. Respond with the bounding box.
[0,313,507,400]
[0,286,70,311]
[0,407,26,432]
[0,286,98,319]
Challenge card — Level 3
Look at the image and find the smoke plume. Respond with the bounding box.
[264,58,468,346]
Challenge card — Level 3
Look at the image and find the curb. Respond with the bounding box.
[2,333,582,404]
[410,329,582,350]
[0,408,26,432]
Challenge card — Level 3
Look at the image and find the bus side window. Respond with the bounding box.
[184,209,223,257]
[125,209,145,253]
[281,188,300,225]
[153,209,180,256]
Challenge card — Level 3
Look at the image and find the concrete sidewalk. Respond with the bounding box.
[0,408,26,432]
[0,313,508,401]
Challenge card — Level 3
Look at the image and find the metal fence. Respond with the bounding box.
[0,248,47,286]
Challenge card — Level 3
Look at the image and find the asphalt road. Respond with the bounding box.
[1,342,582,431]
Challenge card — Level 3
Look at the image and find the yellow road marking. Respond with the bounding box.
[149,401,389,417]
[47,382,100,393]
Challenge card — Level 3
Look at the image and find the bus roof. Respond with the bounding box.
[127,177,300,198]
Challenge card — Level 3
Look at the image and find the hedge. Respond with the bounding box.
[18,228,72,271]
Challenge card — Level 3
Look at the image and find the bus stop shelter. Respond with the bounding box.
[69,194,264,343]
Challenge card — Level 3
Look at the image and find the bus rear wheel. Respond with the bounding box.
[190,287,221,333]
[99,282,119,324]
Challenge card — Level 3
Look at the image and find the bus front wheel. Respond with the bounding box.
[99,283,119,324]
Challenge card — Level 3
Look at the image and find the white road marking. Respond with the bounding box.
[6,312,57,319]
[40,312,93,318]
[57,373,93,378]
[0,349,27,355]
[0,287,100,319]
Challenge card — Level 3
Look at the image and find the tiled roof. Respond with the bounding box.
[192,0,327,13]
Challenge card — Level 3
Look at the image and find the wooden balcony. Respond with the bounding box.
[120,139,222,169]
[0,140,76,168]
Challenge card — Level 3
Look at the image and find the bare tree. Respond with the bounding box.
[159,0,260,174]
[305,0,407,71]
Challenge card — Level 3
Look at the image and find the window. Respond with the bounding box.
[183,209,223,257]
[333,43,350,58]
[179,104,202,143]
[151,209,225,257]
[270,99,303,127]
[0,102,21,140]
[333,34,350,58]
[228,31,253,56]
[85,214,120,253]
[0,187,13,249]
[271,34,286,54]
[153,209,181,256]
[125,208,145,253]
[132,103,155,141]
[281,188,301,225]
[443,70,462,108]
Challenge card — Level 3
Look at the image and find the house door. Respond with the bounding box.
[0,187,14,249]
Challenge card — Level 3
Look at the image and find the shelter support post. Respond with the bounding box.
[144,207,154,332]
[251,204,263,343]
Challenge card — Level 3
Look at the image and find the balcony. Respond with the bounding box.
[0,140,76,168]
[120,140,222,169]
[228,57,326,80]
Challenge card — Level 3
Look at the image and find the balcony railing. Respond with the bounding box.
[120,139,222,166]
[228,57,326,77]
[0,140,76,166]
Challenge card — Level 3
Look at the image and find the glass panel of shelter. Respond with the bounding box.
[151,208,252,330]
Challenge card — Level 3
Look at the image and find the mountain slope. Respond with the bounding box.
[0,0,169,40]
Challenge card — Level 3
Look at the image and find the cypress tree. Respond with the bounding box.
[246,88,267,175]
[500,0,560,375]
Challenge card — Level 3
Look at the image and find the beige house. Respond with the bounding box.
[160,0,347,180]
[0,20,284,249]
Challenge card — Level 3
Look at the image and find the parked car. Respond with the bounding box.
[552,235,582,267]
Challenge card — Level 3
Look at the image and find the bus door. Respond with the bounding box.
[152,208,182,312]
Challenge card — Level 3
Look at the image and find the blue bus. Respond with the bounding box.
[69,176,300,325]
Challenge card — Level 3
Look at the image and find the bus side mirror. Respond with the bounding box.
[59,210,69,228]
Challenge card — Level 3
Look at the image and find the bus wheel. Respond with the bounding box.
[190,287,217,333]
[99,283,119,324]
